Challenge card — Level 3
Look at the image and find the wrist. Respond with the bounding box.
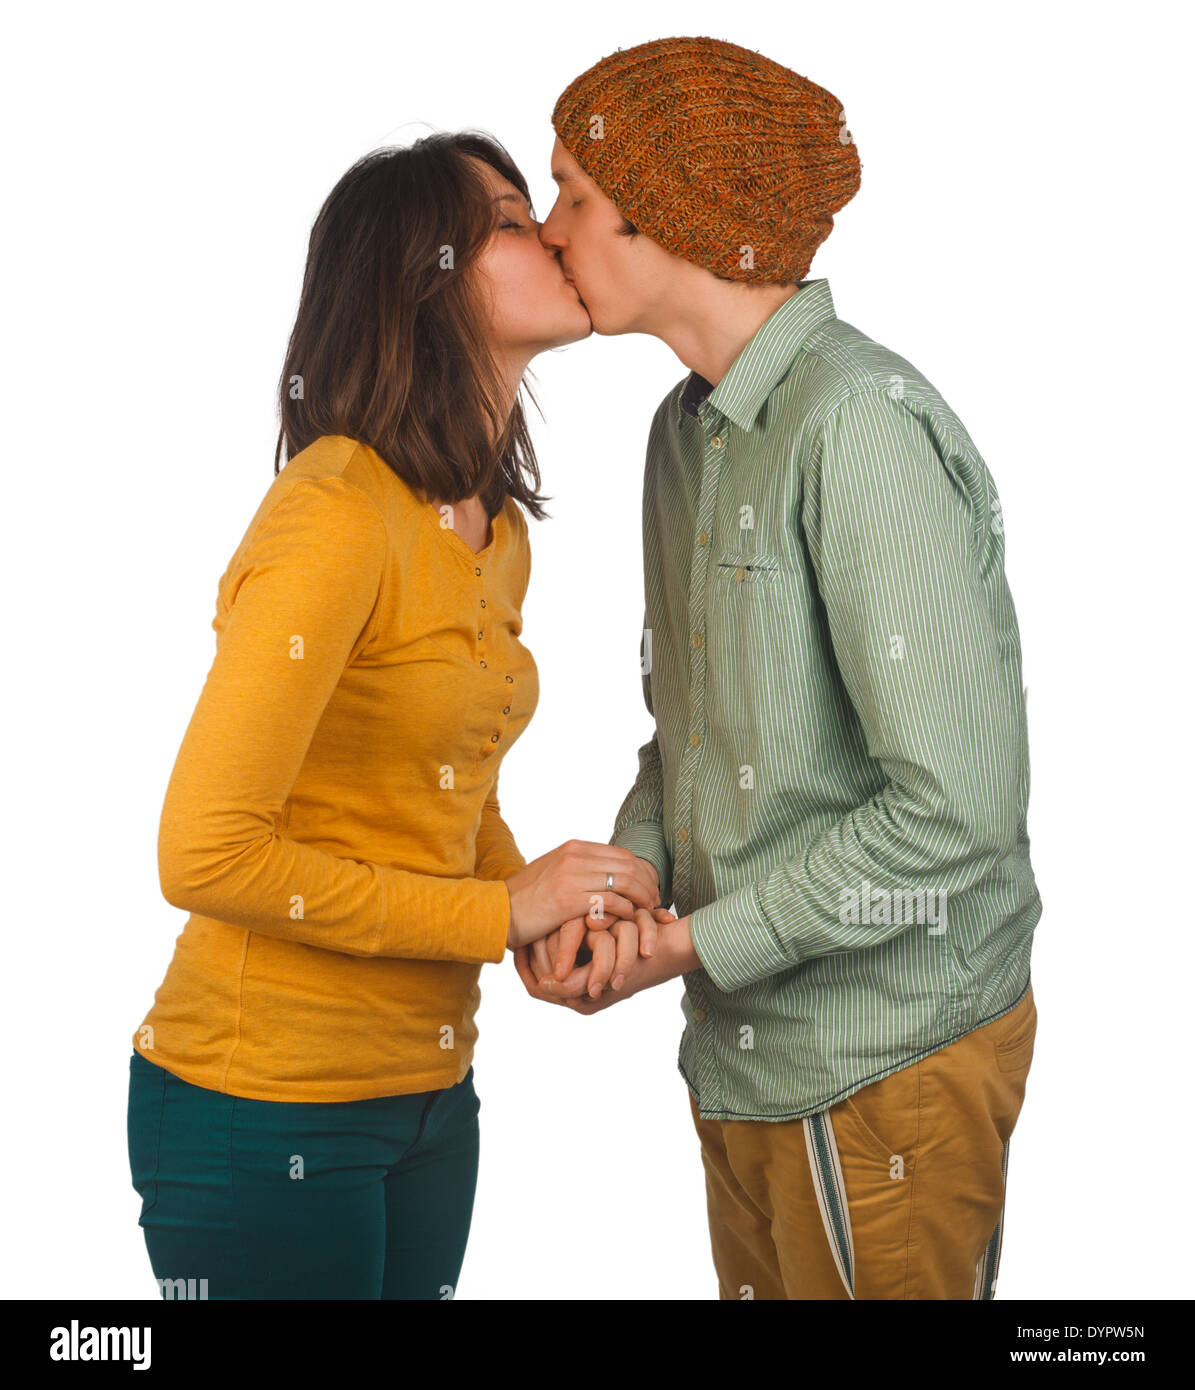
[657,915,700,978]
[503,879,517,953]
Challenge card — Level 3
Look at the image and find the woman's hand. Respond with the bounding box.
[525,905,677,999]
[504,842,661,951]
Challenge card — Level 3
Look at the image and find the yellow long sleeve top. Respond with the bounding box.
[132,435,539,1101]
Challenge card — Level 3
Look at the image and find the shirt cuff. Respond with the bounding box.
[610,822,672,904]
[468,878,512,963]
[687,881,794,993]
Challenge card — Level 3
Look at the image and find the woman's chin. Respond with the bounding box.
[556,313,595,346]
[522,309,594,355]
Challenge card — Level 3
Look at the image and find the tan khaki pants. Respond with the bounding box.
[689,983,1037,1299]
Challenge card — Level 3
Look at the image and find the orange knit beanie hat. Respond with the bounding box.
[552,36,861,284]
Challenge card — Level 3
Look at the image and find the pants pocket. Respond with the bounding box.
[834,1059,920,1173]
[127,1052,166,1223]
[993,987,1037,1075]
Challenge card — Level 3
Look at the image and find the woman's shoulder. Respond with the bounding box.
[272,436,534,571]
[278,435,392,520]
[500,491,529,541]
[215,439,389,594]
[498,494,531,603]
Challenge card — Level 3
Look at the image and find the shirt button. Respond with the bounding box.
[693,1008,707,1022]
[710,435,724,450]
[490,733,500,743]
[502,705,510,714]
[689,732,700,747]
[505,675,514,683]
[692,633,703,648]
[677,827,690,842]
[735,566,746,582]
[480,660,487,668]
[697,532,709,546]
[480,598,486,608]
[478,630,484,639]
[474,567,481,577]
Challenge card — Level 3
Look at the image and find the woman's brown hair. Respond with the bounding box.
[274,130,550,521]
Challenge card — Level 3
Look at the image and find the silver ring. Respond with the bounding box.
[606,872,615,890]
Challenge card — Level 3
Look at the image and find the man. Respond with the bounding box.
[514,35,1040,1301]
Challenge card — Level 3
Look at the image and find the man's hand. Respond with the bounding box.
[513,913,700,1014]
[528,904,675,998]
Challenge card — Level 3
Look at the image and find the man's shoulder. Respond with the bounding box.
[780,317,977,455]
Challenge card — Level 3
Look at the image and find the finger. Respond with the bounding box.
[551,918,586,980]
[599,847,663,907]
[585,929,616,1000]
[571,844,662,911]
[601,866,660,911]
[611,916,640,990]
[638,906,659,959]
[583,892,641,926]
[550,957,599,999]
[529,935,552,982]
[585,919,633,994]
[513,945,559,1002]
[585,902,634,934]
[575,841,657,879]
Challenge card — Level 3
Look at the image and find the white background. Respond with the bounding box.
[3,0,1191,1302]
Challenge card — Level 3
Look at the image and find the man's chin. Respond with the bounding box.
[577,299,637,337]
[589,314,629,337]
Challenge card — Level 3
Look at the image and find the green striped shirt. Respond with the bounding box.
[610,277,1040,1121]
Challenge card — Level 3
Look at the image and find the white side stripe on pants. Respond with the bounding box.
[974,1139,1011,1300]
[801,1110,856,1299]
[803,1111,1012,1301]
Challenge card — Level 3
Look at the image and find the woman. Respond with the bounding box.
[127,130,673,1300]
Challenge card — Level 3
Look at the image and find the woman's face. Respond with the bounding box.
[466,155,592,360]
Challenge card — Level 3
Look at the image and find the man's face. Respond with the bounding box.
[539,135,674,335]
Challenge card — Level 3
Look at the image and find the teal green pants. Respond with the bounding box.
[126,1050,480,1299]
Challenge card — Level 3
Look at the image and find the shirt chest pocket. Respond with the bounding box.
[709,550,781,601]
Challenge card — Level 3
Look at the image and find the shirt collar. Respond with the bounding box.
[675,278,837,432]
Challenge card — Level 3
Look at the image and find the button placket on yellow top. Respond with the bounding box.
[471,556,514,764]
[421,497,516,768]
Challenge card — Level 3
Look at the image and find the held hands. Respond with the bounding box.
[513,903,680,1011]
[503,840,664,952]
[504,841,681,1008]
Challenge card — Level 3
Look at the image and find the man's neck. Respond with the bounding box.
[652,279,801,388]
